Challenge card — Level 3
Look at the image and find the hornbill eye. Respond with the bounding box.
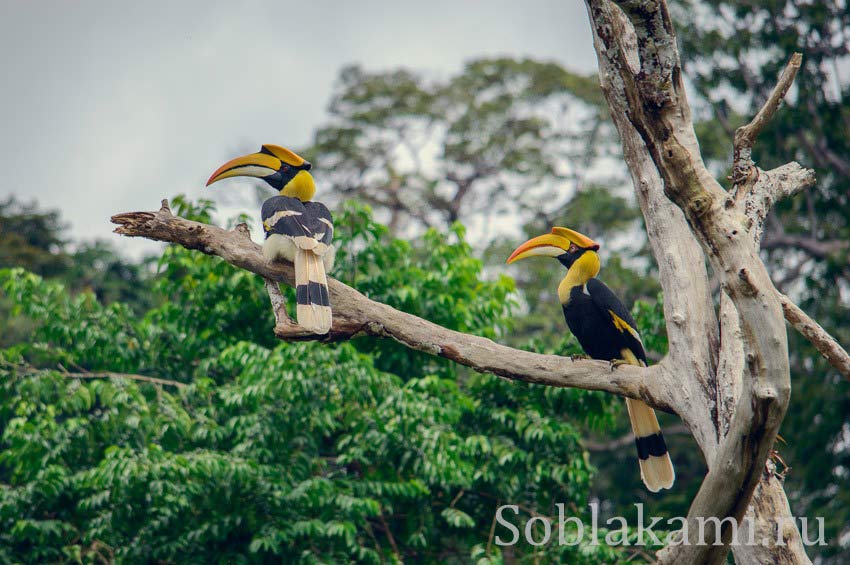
[568,243,579,253]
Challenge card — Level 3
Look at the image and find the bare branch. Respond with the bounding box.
[733,53,803,172]
[726,53,815,218]
[262,278,336,340]
[377,506,401,559]
[780,294,850,379]
[720,63,850,377]
[740,162,817,243]
[586,2,799,562]
[3,360,189,390]
[111,201,675,413]
[762,233,848,260]
[64,372,187,389]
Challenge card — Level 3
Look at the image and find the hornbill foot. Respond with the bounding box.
[609,359,628,372]
[767,448,791,480]
[570,354,590,362]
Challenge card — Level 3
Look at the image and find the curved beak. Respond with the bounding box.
[506,227,600,264]
[206,151,282,186]
[507,233,572,264]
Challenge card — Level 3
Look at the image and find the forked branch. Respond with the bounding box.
[733,53,803,188]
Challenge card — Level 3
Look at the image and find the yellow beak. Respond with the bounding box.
[206,152,281,186]
[206,144,309,186]
[506,227,600,264]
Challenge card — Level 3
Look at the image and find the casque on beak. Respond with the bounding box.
[506,227,600,264]
[206,144,310,187]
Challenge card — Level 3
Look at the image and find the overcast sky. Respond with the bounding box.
[0,0,597,257]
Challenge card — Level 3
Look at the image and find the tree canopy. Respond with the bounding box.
[304,58,620,234]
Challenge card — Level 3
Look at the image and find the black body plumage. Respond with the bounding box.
[562,278,646,363]
[562,277,670,470]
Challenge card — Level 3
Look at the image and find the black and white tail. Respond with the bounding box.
[620,348,674,492]
[625,398,675,492]
[294,248,332,334]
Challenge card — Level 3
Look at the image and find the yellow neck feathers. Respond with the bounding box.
[281,170,316,201]
[558,251,601,303]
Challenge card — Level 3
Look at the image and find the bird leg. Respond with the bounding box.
[609,359,628,371]
[570,353,590,362]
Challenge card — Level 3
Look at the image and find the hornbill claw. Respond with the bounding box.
[767,448,791,480]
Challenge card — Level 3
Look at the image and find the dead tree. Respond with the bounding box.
[112,2,849,562]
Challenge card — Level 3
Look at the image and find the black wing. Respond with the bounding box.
[586,278,647,364]
[303,201,334,246]
[261,196,334,250]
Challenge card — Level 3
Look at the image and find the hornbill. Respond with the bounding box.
[207,144,334,334]
[507,227,674,492]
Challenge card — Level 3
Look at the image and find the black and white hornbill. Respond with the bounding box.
[207,144,334,334]
[507,227,674,492]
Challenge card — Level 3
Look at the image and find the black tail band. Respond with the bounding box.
[296,282,330,306]
[635,432,668,460]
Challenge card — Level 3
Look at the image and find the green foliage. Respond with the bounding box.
[0,200,639,563]
[0,198,153,348]
[631,295,668,359]
[2,269,147,373]
[334,201,517,379]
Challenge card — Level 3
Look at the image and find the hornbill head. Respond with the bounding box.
[206,144,315,200]
[506,227,600,270]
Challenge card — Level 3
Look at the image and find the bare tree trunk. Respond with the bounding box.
[582,2,820,562]
[735,477,812,564]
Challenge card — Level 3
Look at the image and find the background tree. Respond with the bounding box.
[0,199,152,348]
[0,198,69,279]
[304,58,622,234]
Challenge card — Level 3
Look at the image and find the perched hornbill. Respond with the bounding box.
[207,144,334,334]
[507,227,674,492]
